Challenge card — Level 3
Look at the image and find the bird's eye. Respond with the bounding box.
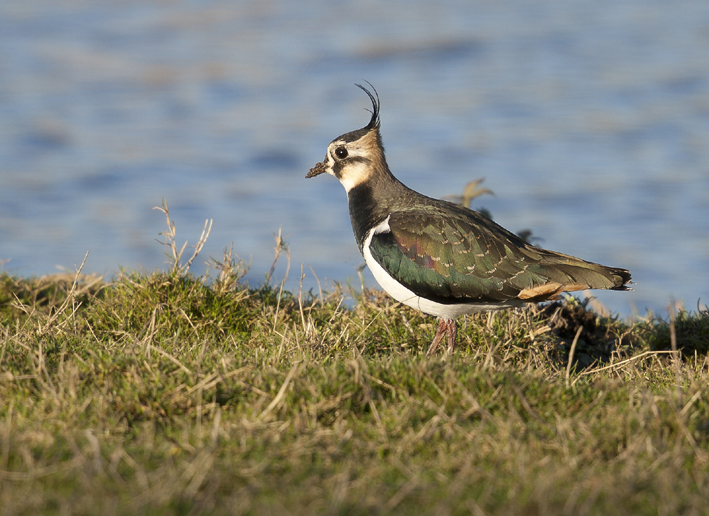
[335,147,348,159]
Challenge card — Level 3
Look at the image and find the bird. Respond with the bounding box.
[306,83,631,355]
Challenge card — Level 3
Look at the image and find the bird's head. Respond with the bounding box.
[306,83,389,193]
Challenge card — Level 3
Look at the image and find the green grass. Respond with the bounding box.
[1,211,708,514]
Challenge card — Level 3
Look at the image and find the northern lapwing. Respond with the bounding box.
[306,84,632,355]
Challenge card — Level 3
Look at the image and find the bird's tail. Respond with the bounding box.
[517,253,632,301]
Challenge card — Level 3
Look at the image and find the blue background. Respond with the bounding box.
[2,0,708,318]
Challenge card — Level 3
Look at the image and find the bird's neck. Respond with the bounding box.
[346,166,411,251]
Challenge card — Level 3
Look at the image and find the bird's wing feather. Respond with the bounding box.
[368,209,629,305]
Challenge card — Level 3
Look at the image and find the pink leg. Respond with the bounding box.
[426,318,448,356]
[446,319,457,354]
[426,318,458,356]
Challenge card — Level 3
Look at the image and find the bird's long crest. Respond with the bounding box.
[355,82,380,130]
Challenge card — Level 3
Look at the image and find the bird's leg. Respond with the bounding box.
[446,319,458,354]
[426,318,449,356]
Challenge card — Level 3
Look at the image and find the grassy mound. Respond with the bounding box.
[0,262,707,515]
[1,201,707,514]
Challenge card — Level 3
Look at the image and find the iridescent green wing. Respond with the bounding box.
[368,210,625,304]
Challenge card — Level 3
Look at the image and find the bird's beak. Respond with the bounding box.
[305,161,327,178]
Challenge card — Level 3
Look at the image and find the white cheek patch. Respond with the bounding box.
[339,160,370,192]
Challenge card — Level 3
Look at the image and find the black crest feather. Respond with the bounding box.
[355,82,380,130]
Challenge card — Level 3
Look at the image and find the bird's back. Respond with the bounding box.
[362,187,631,306]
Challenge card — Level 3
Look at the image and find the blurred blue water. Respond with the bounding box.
[1,0,708,318]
